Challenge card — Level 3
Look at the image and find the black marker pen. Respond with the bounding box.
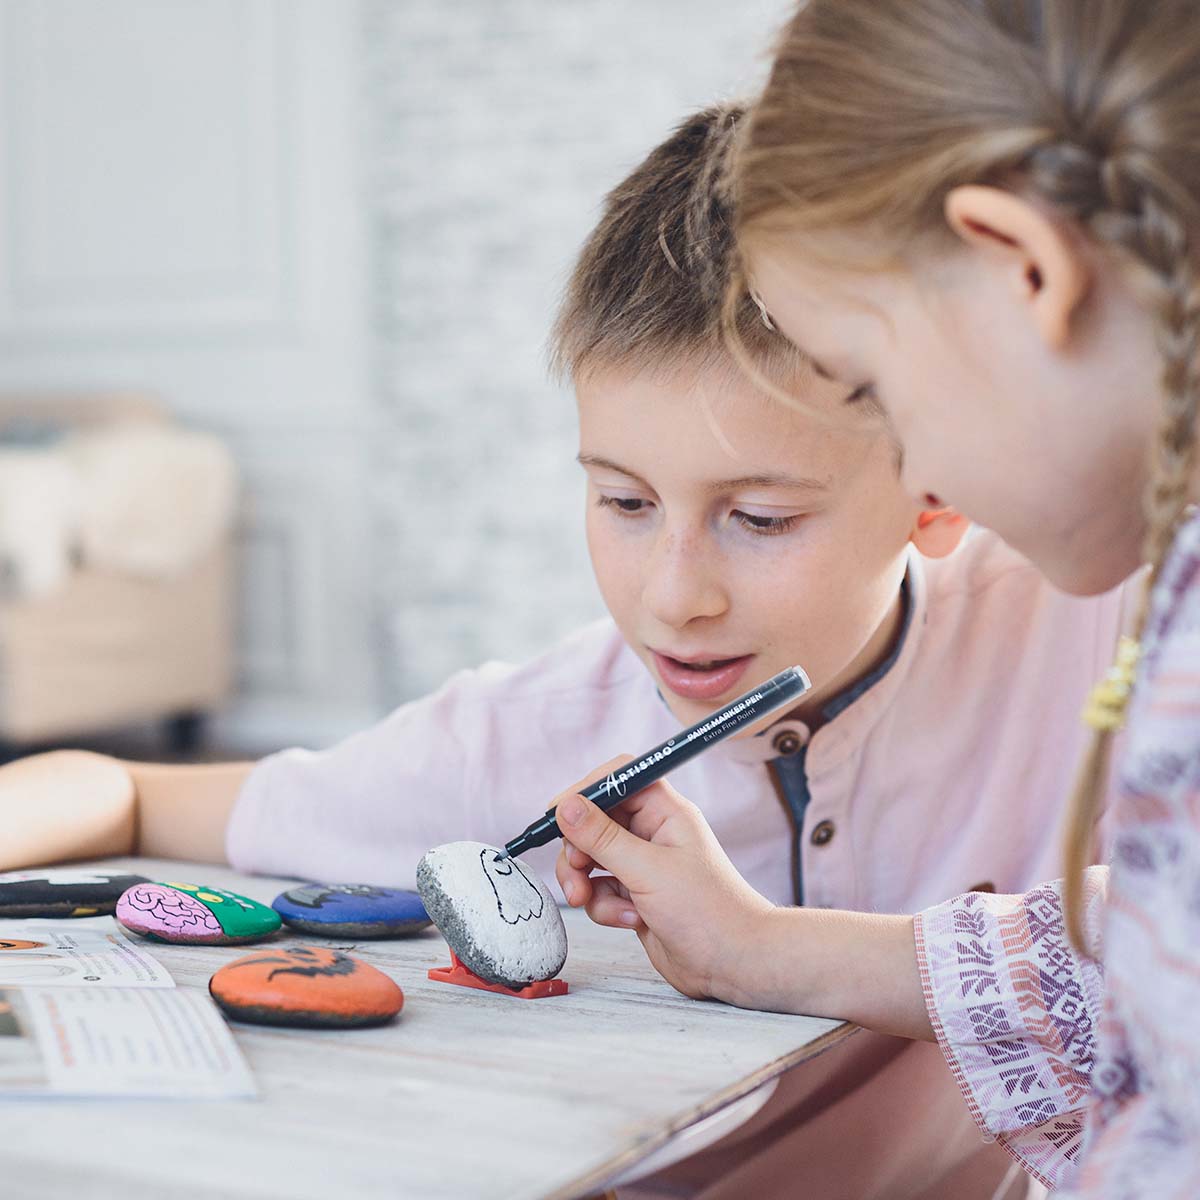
[497,665,811,860]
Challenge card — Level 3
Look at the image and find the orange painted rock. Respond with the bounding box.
[209,946,404,1029]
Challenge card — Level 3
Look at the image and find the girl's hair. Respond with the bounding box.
[730,0,1200,950]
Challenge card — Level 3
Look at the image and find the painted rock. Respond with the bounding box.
[0,869,150,918]
[116,881,281,945]
[271,883,430,938]
[416,841,567,990]
[209,946,404,1028]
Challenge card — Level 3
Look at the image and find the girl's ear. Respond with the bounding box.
[910,506,969,559]
[944,185,1091,349]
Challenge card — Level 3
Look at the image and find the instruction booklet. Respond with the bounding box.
[0,920,254,1098]
[0,923,174,987]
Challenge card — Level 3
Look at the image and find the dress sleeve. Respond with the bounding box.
[913,867,1108,1190]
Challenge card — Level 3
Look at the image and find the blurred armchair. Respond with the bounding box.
[0,393,236,752]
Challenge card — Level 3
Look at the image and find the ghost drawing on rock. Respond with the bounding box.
[416,841,567,989]
[482,850,545,925]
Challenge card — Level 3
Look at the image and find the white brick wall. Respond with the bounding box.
[367,0,793,704]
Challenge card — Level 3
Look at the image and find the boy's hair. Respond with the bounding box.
[551,103,801,382]
[731,0,1200,949]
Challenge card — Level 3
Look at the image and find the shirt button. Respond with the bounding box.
[772,730,804,757]
[810,820,836,847]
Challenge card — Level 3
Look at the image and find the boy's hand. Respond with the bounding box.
[0,751,136,871]
[554,758,775,1003]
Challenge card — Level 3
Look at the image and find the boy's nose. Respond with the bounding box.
[640,533,728,629]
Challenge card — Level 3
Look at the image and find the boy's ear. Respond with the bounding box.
[910,506,969,559]
[943,185,1091,349]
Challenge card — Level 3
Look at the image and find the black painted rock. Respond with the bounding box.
[209,946,404,1028]
[271,883,430,938]
[416,841,567,990]
[0,869,150,918]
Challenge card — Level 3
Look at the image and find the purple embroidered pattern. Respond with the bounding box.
[916,510,1200,1198]
[916,874,1103,1187]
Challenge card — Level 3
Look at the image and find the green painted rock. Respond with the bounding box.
[115,881,281,945]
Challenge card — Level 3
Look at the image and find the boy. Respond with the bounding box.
[5,106,1121,1198]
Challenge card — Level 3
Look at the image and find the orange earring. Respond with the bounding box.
[917,508,954,530]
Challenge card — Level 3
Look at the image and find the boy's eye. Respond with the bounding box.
[596,495,649,515]
[732,511,799,536]
[845,382,876,406]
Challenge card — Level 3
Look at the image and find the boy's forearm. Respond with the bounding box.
[128,761,253,864]
[0,751,137,870]
[720,907,934,1042]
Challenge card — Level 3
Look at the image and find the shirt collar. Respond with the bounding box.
[724,550,925,767]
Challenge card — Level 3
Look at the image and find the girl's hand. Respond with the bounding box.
[554,758,932,1037]
[0,751,136,871]
[554,758,775,1003]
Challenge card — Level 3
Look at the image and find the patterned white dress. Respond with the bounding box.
[915,511,1200,1197]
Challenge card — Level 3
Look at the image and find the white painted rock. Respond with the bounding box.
[416,842,567,989]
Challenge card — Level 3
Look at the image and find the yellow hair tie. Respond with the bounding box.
[1082,635,1142,732]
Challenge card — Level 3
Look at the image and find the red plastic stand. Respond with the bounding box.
[428,950,568,999]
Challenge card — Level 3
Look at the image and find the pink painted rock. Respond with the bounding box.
[116,882,281,945]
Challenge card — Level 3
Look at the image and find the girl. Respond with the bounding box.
[557,3,1200,1195]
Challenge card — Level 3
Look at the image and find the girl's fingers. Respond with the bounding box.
[624,781,700,845]
[556,846,593,907]
[551,754,648,903]
[551,760,638,906]
[555,793,662,891]
[564,842,594,871]
[586,874,630,902]
[552,760,711,907]
[584,875,643,930]
[549,756,703,844]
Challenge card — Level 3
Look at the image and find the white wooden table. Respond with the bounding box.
[2,857,852,1200]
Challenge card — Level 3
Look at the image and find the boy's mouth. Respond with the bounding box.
[650,651,754,702]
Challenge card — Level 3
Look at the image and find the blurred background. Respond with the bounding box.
[0,0,790,760]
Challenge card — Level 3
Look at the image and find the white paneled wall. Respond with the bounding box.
[0,0,375,749]
[0,0,791,751]
[0,2,292,335]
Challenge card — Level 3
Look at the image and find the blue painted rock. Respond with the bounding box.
[209,946,404,1028]
[116,881,281,945]
[271,883,430,938]
[0,869,150,918]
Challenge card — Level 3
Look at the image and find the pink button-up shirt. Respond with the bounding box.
[228,529,1127,1200]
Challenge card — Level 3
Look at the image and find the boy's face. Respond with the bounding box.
[577,359,923,730]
